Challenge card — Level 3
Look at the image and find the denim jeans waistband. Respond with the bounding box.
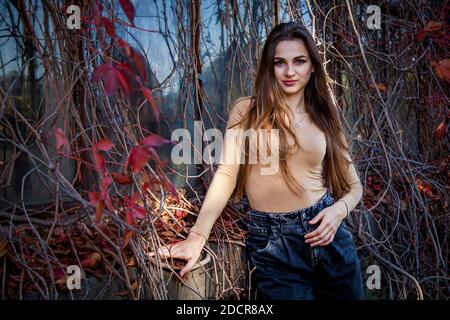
[246,191,334,225]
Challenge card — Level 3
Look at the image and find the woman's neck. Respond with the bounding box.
[285,91,306,114]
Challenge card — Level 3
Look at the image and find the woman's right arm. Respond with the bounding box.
[149,97,251,277]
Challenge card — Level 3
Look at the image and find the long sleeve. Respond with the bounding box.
[337,149,363,215]
[190,98,251,239]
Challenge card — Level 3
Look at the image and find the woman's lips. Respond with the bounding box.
[282,80,298,86]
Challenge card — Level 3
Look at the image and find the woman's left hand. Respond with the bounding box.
[304,202,346,247]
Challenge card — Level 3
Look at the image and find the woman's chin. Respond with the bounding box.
[281,86,301,95]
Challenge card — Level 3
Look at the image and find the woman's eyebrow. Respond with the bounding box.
[274,55,307,60]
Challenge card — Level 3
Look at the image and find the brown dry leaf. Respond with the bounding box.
[0,240,8,258]
[159,230,174,238]
[435,121,446,141]
[55,276,67,286]
[431,59,450,83]
[369,83,387,92]
[424,21,443,32]
[126,256,136,267]
[122,230,134,249]
[80,252,101,268]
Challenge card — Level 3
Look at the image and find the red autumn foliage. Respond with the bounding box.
[100,17,115,38]
[80,252,102,268]
[119,0,135,25]
[141,134,173,147]
[435,121,446,141]
[94,139,113,152]
[125,146,151,173]
[111,172,133,185]
[92,63,132,96]
[131,49,147,82]
[118,38,132,56]
[141,86,159,120]
[416,21,443,41]
[431,59,450,83]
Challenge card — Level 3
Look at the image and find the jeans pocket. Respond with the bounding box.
[246,225,272,253]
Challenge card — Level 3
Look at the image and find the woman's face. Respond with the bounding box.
[273,39,315,96]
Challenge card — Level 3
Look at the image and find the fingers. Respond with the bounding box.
[180,257,198,278]
[320,234,335,246]
[149,244,177,258]
[308,211,325,225]
[305,220,328,240]
[312,229,335,247]
[305,225,333,246]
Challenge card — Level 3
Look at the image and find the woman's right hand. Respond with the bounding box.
[149,232,207,278]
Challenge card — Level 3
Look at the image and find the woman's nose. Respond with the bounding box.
[284,63,295,77]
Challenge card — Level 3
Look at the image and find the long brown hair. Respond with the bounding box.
[230,22,354,202]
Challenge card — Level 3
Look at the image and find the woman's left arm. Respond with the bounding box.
[332,150,364,218]
[304,150,363,247]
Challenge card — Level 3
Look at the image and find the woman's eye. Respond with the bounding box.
[274,60,305,66]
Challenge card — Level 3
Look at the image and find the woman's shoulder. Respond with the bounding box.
[231,96,253,112]
[227,96,253,127]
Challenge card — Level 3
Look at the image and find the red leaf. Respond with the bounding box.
[115,62,135,77]
[125,208,135,226]
[122,230,134,248]
[125,146,151,173]
[141,87,159,121]
[92,63,114,82]
[94,139,113,152]
[93,151,106,174]
[118,38,132,56]
[54,128,70,156]
[119,0,135,25]
[416,30,426,42]
[88,191,101,206]
[129,192,140,203]
[174,209,186,219]
[369,83,387,92]
[132,206,146,219]
[141,134,172,147]
[112,172,133,184]
[162,177,179,201]
[92,64,132,96]
[103,73,119,96]
[100,175,113,211]
[424,21,442,32]
[431,59,450,83]
[435,121,446,141]
[101,17,115,38]
[53,268,65,281]
[115,68,131,94]
[95,200,105,223]
[81,252,101,268]
[131,49,147,82]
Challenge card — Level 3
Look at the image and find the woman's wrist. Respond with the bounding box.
[334,199,349,220]
[188,230,208,246]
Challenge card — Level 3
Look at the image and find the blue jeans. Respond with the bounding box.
[244,191,365,300]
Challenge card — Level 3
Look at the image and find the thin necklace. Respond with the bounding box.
[294,112,308,128]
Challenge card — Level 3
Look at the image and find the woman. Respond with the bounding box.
[150,22,365,300]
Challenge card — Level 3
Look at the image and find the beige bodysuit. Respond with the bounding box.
[190,97,363,239]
